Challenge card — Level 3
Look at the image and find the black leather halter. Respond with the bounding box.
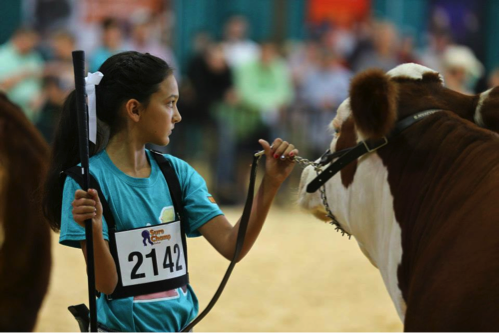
[306,109,441,193]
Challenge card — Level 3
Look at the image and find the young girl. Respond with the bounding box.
[43,51,298,332]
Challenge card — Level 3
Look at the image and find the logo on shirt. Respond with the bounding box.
[208,196,216,204]
[159,206,175,223]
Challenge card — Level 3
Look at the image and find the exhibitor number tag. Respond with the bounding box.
[114,221,186,287]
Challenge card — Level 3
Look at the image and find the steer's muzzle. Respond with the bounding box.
[298,165,329,221]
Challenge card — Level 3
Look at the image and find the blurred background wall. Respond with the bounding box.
[0,0,499,69]
[0,0,22,44]
[0,0,498,205]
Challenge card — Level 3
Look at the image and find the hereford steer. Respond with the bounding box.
[298,63,498,332]
[0,93,52,331]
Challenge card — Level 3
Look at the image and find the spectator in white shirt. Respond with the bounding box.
[222,15,260,69]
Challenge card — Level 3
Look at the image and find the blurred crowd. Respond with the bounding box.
[0,12,498,205]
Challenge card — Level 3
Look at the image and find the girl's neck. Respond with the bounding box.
[106,132,151,178]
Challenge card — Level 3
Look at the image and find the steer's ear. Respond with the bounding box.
[476,86,499,133]
[349,69,398,139]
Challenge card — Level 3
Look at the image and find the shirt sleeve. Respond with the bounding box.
[59,176,109,248]
[170,157,224,237]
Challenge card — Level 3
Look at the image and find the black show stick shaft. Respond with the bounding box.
[72,50,98,332]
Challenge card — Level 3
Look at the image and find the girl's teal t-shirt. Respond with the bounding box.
[59,150,223,332]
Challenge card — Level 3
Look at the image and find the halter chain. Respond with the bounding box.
[293,156,352,238]
[253,151,351,238]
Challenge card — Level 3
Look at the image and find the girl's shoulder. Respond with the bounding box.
[150,151,193,174]
[63,150,109,188]
[150,151,204,187]
[88,150,112,177]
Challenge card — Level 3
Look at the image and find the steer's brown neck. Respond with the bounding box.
[377,111,498,309]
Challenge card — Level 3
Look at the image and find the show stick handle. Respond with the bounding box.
[72,50,90,188]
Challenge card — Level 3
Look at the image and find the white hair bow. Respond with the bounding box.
[85,71,104,144]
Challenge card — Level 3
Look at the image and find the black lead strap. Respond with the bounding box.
[307,110,441,193]
[181,154,260,332]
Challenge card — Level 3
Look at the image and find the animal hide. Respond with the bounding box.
[0,93,52,332]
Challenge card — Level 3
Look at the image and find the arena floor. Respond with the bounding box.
[34,206,403,332]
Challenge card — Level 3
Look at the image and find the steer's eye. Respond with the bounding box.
[333,128,340,138]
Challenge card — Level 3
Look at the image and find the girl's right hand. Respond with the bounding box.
[72,189,103,230]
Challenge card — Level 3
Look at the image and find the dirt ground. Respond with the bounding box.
[34,206,403,332]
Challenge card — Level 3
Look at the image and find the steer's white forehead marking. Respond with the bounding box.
[331,98,352,130]
[387,63,445,85]
[337,98,352,121]
[332,63,444,132]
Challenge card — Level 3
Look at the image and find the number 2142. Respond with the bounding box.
[129,244,183,280]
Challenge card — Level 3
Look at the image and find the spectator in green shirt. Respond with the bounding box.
[235,42,293,128]
[0,27,44,122]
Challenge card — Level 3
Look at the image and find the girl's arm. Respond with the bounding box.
[73,189,118,294]
[199,138,298,261]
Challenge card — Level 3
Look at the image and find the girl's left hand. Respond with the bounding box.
[258,138,299,186]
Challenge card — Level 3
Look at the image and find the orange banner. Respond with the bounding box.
[84,0,163,23]
[308,0,370,27]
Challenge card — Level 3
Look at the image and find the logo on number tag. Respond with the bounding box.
[141,229,171,246]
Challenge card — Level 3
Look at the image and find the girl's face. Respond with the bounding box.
[139,74,181,146]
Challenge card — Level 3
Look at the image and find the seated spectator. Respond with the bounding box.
[126,11,179,79]
[224,42,293,204]
[235,42,293,130]
[288,40,321,97]
[222,15,260,68]
[301,48,352,111]
[172,42,234,161]
[419,29,452,74]
[43,30,75,95]
[187,43,237,204]
[0,27,44,122]
[36,30,75,143]
[300,48,352,155]
[36,76,65,143]
[89,18,124,72]
[442,45,484,94]
[188,43,235,123]
[352,21,399,73]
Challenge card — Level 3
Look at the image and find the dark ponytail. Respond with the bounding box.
[43,51,173,231]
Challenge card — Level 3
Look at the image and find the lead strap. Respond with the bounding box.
[180,153,261,332]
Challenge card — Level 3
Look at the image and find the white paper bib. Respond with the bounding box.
[114,221,187,287]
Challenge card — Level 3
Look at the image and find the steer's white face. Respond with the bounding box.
[298,96,407,321]
[298,98,352,225]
